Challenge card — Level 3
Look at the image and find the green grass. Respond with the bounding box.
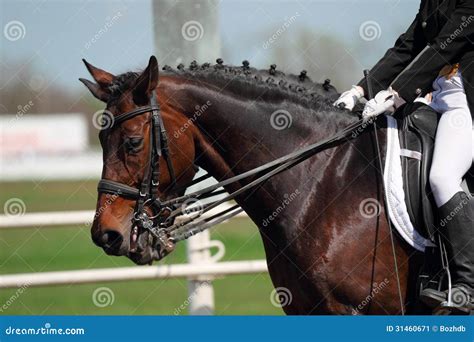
[0,181,282,315]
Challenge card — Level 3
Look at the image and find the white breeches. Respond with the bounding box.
[429,71,473,207]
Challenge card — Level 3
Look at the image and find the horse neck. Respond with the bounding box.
[175,82,343,179]
[163,76,366,221]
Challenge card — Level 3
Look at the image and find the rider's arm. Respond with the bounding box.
[391,0,474,102]
[357,2,426,98]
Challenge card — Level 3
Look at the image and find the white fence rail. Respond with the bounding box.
[0,207,268,315]
[0,210,95,228]
[0,260,268,288]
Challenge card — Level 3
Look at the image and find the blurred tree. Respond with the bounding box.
[0,62,98,114]
[0,61,102,146]
[267,28,360,92]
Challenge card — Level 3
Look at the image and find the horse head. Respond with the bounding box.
[80,56,198,264]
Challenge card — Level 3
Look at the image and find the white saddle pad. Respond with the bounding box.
[384,116,436,252]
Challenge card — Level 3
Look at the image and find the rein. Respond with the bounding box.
[163,118,367,241]
[364,70,405,315]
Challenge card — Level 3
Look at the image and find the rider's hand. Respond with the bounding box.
[362,87,405,121]
[333,85,364,111]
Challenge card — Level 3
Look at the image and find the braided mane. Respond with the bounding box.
[108,58,348,115]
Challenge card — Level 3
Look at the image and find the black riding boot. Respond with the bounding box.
[420,191,474,314]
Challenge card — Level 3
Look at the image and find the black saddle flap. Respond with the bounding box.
[395,103,440,241]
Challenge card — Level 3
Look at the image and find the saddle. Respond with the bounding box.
[394,102,474,242]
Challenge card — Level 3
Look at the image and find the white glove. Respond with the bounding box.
[362,87,405,121]
[333,86,364,110]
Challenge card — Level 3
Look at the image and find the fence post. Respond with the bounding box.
[186,230,214,315]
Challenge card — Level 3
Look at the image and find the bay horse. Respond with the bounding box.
[81,56,425,315]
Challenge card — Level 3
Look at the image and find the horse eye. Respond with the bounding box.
[125,137,143,152]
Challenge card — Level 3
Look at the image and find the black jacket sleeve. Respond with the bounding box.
[392,0,474,102]
[357,1,426,98]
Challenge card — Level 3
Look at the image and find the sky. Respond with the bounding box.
[0,0,419,93]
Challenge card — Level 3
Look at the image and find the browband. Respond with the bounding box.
[111,106,160,127]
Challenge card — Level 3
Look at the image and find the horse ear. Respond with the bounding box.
[82,59,115,87]
[79,78,110,102]
[133,56,159,105]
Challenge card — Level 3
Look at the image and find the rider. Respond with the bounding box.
[334,0,473,314]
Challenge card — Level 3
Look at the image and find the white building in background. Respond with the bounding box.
[0,114,102,181]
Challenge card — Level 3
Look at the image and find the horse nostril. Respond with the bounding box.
[101,230,123,249]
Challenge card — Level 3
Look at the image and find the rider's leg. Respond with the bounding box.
[422,72,474,313]
[429,108,472,207]
[429,72,472,207]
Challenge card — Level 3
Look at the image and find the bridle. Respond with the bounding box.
[97,92,177,254]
